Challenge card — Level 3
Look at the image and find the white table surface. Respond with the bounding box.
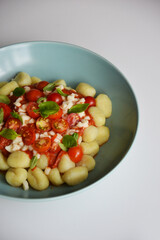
[0,1,160,239]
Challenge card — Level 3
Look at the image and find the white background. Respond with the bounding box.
[0,0,160,239]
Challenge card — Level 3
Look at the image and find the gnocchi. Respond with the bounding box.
[0,72,112,191]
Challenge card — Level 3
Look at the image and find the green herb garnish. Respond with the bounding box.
[13,87,25,97]
[0,95,10,104]
[56,88,68,97]
[68,103,89,114]
[61,134,78,150]
[59,143,68,152]
[37,97,47,104]
[43,82,56,92]
[37,101,59,118]
[30,156,38,170]
[0,128,19,140]
[0,108,4,124]
[11,111,23,123]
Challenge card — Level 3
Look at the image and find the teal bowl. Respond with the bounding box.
[0,42,138,200]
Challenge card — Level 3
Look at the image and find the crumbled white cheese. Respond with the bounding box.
[78,111,86,118]
[21,104,28,110]
[44,167,51,175]
[44,90,52,96]
[33,150,38,156]
[67,93,78,101]
[24,86,31,92]
[40,132,51,138]
[48,130,55,136]
[56,84,64,90]
[10,92,13,96]
[28,118,35,124]
[36,153,41,159]
[84,116,90,120]
[35,133,40,140]
[54,133,62,143]
[5,136,24,152]
[77,98,85,104]
[23,180,29,191]
[66,128,78,135]
[76,119,89,128]
[28,145,33,151]
[21,114,31,126]
[14,96,23,107]
[21,145,29,151]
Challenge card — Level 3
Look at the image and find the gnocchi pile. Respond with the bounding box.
[0,72,112,191]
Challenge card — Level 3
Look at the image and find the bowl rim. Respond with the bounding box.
[0,41,139,201]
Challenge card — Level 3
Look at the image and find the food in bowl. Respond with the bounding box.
[0,72,112,191]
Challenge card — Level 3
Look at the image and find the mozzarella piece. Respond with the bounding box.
[5,136,24,152]
[54,133,62,143]
[24,86,31,92]
[44,167,51,175]
[14,96,23,107]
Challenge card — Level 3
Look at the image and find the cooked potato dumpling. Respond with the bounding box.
[80,141,99,157]
[0,81,7,88]
[5,168,27,187]
[88,107,105,127]
[0,152,9,171]
[76,155,96,171]
[37,154,48,170]
[96,94,112,118]
[58,153,75,173]
[76,83,96,97]
[48,168,64,186]
[7,151,30,168]
[14,72,31,86]
[0,81,18,95]
[96,126,110,145]
[54,79,66,87]
[82,125,98,142]
[28,167,49,191]
[31,76,41,84]
[62,167,88,186]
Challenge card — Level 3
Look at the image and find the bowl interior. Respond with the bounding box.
[0,42,138,200]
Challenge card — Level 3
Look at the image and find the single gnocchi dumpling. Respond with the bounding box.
[0,152,9,171]
[76,83,96,97]
[54,79,66,87]
[7,151,30,168]
[58,153,75,173]
[31,76,42,84]
[62,166,88,186]
[28,167,49,191]
[48,168,64,186]
[0,80,18,95]
[5,168,28,187]
[14,72,32,86]
[37,154,48,170]
[82,125,98,142]
[96,126,110,145]
[96,94,112,118]
[0,81,7,88]
[76,155,96,171]
[80,141,99,157]
[88,107,106,127]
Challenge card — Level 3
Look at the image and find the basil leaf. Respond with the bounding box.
[56,88,68,97]
[38,101,59,118]
[59,143,67,152]
[0,128,19,140]
[30,156,38,170]
[62,135,77,149]
[68,103,89,114]
[72,132,78,141]
[11,111,23,123]
[13,87,25,97]
[37,97,47,104]
[0,108,4,123]
[43,82,55,91]
[0,95,10,104]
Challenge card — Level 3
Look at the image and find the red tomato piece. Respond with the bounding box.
[33,137,51,153]
[52,119,68,133]
[36,117,51,132]
[5,117,22,131]
[26,89,44,102]
[23,150,33,159]
[51,150,66,168]
[48,108,62,120]
[49,135,61,153]
[47,152,58,167]
[26,102,40,119]
[67,113,80,127]
[85,96,96,107]
[68,146,83,163]
[62,89,83,98]
[0,103,11,120]
[0,136,12,150]
[36,81,49,91]
[47,93,63,105]
[21,127,36,145]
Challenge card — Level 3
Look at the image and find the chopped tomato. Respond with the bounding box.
[85,96,96,107]
[26,89,44,102]
[21,127,36,145]
[46,152,58,167]
[52,119,68,133]
[68,146,83,163]
[48,108,62,120]
[36,81,49,91]
[5,117,22,131]
[51,150,66,168]
[23,150,33,159]
[36,117,51,132]
[49,135,61,153]
[47,93,63,105]
[33,137,51,153]
[62,89,83,98]
[67,113,80,127]
[26,102,40,119]
[0,103,11,120]
[0,136,12,150]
